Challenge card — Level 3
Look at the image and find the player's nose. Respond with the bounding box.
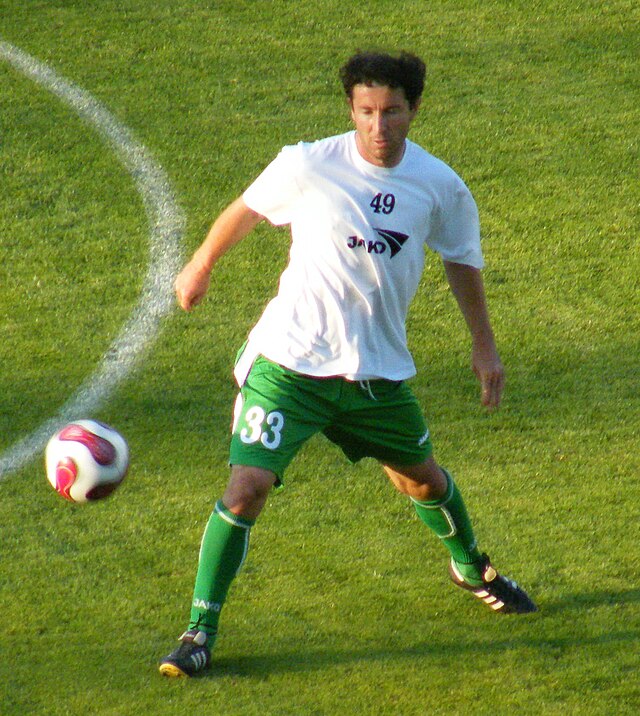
[372,111,388,133]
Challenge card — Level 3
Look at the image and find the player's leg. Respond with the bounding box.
[325,383,455,518]
[191,466,276,632]
[158,465,275,678]
[383,457,483,573]
[324,381,482,574]
[383,458,536,614]
[326,380,535,614]
[160,357,337,677]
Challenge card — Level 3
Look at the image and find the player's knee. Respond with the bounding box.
[222,465,277,518]
[384,458,448,501]
[406,479,445,501]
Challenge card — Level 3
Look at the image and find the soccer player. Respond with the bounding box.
[159,50,536,678]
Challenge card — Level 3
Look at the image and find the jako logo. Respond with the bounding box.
[346,228,409,258]
[193,598,222,613]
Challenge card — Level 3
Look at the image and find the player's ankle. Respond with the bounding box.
[451,557,484,586]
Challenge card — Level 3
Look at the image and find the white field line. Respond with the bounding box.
[0,40,184,478]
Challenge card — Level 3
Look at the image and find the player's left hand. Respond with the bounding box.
[472,342,504,409]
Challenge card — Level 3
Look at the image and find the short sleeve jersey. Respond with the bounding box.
[236,130,482,384]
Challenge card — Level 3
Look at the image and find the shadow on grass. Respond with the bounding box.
[206,589,640,679]
[540,588,640,614]
[210,632,638,679]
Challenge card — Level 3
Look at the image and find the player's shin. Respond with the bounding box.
[189,499,255,645]
[411,469,484,584]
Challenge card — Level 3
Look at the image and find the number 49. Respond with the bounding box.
[370,192,395,214]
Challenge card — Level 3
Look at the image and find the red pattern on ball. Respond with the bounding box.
[58,424,117,466]
[55,457,78,501]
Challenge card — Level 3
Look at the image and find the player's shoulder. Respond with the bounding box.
[405,140,459,179]
[262,133,349,186]
[271,133,350,178]
[405,140,472,195]
[272,132,346,162]
[293,132,351,161]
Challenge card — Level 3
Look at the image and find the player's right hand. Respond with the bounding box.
[174,260,211,311]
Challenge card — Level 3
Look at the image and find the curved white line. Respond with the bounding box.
[0,41,184,477]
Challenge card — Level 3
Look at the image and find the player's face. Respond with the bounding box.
[350,84,419,168]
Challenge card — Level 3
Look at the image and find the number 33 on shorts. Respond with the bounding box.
[233,395,285,450]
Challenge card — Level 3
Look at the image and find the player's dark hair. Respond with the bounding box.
[339,51,426,109]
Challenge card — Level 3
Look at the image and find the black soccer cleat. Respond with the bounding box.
[159,629,211,677]
[449,554,537,614]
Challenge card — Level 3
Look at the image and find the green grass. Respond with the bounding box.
[1,1,638,714]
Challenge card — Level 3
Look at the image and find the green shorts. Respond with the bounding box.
[229,356,432,481]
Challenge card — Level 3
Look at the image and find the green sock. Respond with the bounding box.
[188,500,255,644]
[411,469,484,584]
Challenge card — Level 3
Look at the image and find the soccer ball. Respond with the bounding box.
[45,420,129,503]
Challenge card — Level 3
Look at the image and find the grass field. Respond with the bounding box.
[1,1,638,714]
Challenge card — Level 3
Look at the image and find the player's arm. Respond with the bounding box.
[175,197,264,311]
[443,260,504,409]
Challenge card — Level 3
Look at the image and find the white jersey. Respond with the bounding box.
[236,130,482,384]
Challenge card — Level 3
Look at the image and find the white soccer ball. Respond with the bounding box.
[45,420,129,503]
